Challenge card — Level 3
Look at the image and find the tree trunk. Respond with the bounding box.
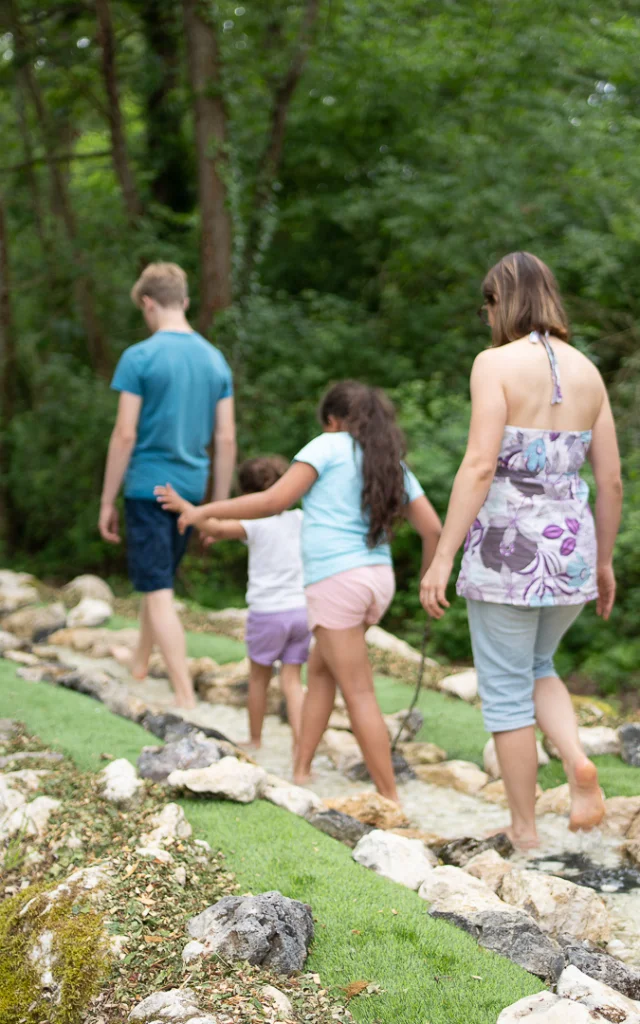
[0,194,18,552]
[183,0,233,334]
[95,0,142,225]
[7,0,111,377]
[239,0,322,295]
[140,0,194,212]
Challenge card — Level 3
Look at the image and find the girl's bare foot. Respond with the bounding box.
[174,697,197,711]
[487,825,540,851]
[568,757,605,832]
[293,769,313,787]
[238,740,262,752]
[110,646,148,681]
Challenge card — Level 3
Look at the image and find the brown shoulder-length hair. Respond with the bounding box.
[482,252,570,347]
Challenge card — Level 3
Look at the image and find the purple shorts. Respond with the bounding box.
[245,607,312,667]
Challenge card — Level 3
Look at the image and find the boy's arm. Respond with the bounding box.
[404,494,443,581]
[211,397,236,501]
[99,392,142,543]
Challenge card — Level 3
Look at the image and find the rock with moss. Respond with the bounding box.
[0,873,111,1023]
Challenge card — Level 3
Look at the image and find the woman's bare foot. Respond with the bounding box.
[110,646,148,681]
[568,757,605,832]
[487,825,540,851]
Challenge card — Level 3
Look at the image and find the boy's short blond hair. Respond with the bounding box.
[131,262,188,309]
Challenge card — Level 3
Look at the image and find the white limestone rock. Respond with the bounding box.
[62,574,115,607]
[128,988,205,1022]
[262,985,294,1018]
[167,756,267,803]
[414,759,490,795]
[365,624,434,664]
[139,803,192,847]
[536,783,571,816]
[439,668,478,702]
[1,795,60,840]
[498,991,613,1023]
[419,864,509,915]
[464,850,515,893]
[546,726,622,759]
[0,630,21,653]
[320,728,362,773]
[262,778,323,818]
[66,597,113,628]
[557,965,640,1022]
[98,758,143,807]
[499,868,610,945]
[483,736,549,779]
[352,829,437,890]
[182,939,206,964]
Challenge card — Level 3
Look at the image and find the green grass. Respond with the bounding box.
[107,615,246,663]
[0,660,543,1023]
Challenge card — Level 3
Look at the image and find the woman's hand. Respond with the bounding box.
[596,563,616,621]
[420,552,454,619]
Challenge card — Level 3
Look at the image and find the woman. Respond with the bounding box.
[421,252,623,850]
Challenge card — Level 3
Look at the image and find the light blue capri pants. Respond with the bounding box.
[466,600,586,733]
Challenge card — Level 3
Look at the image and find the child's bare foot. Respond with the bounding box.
[293,768,314,787]
[568,757,605,832]
[173,696,197,711]
[110,646,148,681]
[486,825,540,851]
[238,740,262,752]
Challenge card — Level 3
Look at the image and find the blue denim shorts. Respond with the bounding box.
[466,599,585,733]
[124,498,192,593]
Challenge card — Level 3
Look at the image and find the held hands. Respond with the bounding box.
[596,563,616,621]
[420,553,453,619]
[154,483,201,535]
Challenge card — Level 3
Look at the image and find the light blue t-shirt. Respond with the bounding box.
[111,330,233,502]
[294,431,424,586]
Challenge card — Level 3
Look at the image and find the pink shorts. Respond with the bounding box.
[305,565,396,631]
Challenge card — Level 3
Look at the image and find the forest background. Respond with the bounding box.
[0,0,638,699]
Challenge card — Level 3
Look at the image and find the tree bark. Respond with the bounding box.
[7,0,111,377]
[140,0,194,212]
[95,0,142,224]
[0,194,18,551]
[239,0,322,295]
[183,0,233,334]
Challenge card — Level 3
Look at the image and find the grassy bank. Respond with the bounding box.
[0,660,543,1024]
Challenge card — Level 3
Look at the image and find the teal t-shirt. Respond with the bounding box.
[294,431,424,586]
[111,330,233,502]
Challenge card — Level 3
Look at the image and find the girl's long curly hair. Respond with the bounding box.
[319,380,407,548]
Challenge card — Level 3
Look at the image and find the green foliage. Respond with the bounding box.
[2,0,639,693]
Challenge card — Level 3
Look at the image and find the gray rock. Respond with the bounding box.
[383,709,424,743]
[620,724,640,768]
[564,945,640,1000]
[187,890,313,974]
[305,808,374,848]
[139,711,229,745]
[476,910,565,982]
[435,833,514,867]
[346,752,415,783]
[137,734,221,783]
[0,750,63,769]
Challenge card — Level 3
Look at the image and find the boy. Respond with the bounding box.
[99,262,236,708]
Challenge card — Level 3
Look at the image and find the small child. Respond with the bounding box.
[159,456,311,753]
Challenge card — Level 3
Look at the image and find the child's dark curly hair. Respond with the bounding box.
[319,380,407,547]
[238,456,290,494]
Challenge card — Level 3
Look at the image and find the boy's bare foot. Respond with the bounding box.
[487,825,540,851]
[110,646,148,681]
[238,740,262,752]
[568,757,605,832]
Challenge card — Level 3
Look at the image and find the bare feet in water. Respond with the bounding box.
[238,740,261,752]
[110,646,148,681]
[568,757,605,832]
[487,826,540,852]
